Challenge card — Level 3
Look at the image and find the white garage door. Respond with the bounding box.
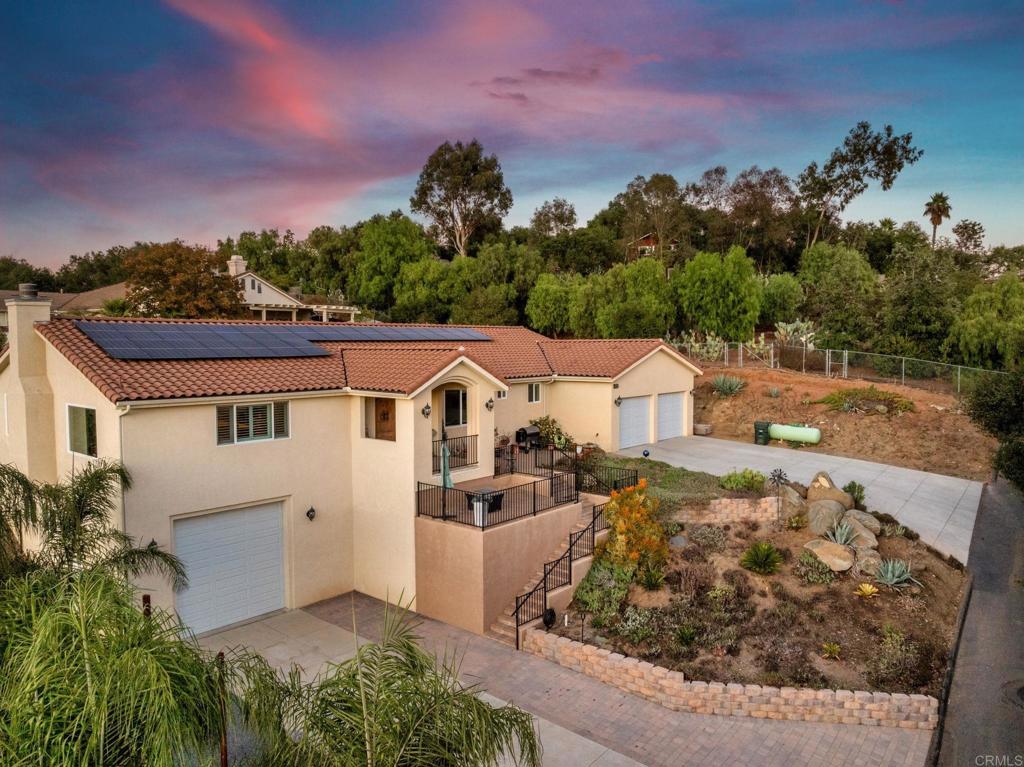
[174,503,284,635]
[657,392,684,441]
[618,396,650,449]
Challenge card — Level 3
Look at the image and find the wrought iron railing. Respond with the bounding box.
[432,434,478,474]
[416,473,578,529]
[513,502,607,649]
[494,442,639,496]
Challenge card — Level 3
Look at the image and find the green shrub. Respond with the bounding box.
[825,521,856,546]
[675,624,698,648]
[842,481,866,509]
[882,522,907,538]
[817,385,915,415]
[869,625,926,689]
[739,541,783,575]
[617,605,657,644]
[786,514,807,531]
[795,550,835,585]
[711,374,746,397]
[529,415,573,447]
[574,559,632,626]
[688,524,727,552]
[875,559,921,588]
[765,386,781,398]
[638,563,666,591]
[720,468,766,492]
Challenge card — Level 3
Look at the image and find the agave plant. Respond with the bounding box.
[820,641,841,660]
[711,374,746,397]
[854,582,879,599]
[825,521,856,546]
[874,559,921,588]
[882,523,907,538]
[739,541,783,575]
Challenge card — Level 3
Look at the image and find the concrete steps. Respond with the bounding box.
[487,500,596,646]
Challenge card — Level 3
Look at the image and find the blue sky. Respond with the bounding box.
[2,0,1022,266]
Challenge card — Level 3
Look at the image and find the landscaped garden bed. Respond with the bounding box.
[544,463,965,724]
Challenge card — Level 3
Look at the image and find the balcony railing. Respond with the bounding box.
[494,442,638,495]
[416,473,578,529]
[432,434,478,474]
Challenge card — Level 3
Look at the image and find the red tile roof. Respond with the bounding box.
[34,318,697,403]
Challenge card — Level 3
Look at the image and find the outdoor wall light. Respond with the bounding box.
[306,507,316,521]
[614,396,623,407]
[485,398,494,411]
[421,404,432,418]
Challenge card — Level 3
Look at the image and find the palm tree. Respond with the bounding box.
[923,192,952,248]
[0,460,186,588]
[0,568,232,765]
[238,603,542,767]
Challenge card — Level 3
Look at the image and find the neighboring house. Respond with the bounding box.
[0,283,125,329]
[627,233,679,259]
[0,285,699,639]
[225,255,360,322]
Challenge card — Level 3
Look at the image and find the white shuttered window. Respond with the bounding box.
[216,402,289,445]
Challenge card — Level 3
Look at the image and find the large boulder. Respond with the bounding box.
[807,499,846,535]
[807,484,855,509]
[854,547,882,578]
[844,508,881,535]
[780,484,808,517]
[844,517,878,548]
[804,539,855,572]
[809,471,836,490]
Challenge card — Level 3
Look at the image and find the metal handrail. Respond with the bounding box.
[416,472,578,529]
[432,434,478,474]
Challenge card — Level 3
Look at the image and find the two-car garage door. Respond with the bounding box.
[174,503,285,635]
[618,392,685,449]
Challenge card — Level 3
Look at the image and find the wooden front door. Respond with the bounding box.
[374,398,396,441]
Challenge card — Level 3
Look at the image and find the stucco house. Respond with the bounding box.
[0,285,700,639]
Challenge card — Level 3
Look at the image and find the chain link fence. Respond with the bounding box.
[674,341,1004,397]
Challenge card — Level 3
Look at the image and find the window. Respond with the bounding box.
[250,278,256,289]
[444,388,468,427]
[257,283,262,294]
[68,405,97,457]
[527,383,542,403]
[217,402,289,445]
[364,397,396,441]
[494,390,507,400]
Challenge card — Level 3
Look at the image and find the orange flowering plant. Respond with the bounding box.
[603,479,668,574]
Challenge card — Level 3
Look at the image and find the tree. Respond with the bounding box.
[944,274,1024,370]
[238,604,541,767]
[349,214,435,312]
[125,241,245,319]
[798,122,923,249]
[759,273,804,327]
[0,569,233,765]
[526,273,578,337]
[56,246,130,292]
[391,258,453,322]
[952,219,985,256]
[923,193,952,248]
[0,256,56,291]
[449,284,519,325]
[595,258,675,338]
[530,198,577,239]
[965,371,1024,490]
[615,175,687,261]
[798,243,879,348]
[567,275,604,338]
[727,166,798,272]
[875,245,958,360]
[304,224,363,297]
[673,247,762,341]
[539,227,618,274]
[474,241,545,321]
[410,140,512,258]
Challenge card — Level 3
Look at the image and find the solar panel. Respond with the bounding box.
[75,321,493,360]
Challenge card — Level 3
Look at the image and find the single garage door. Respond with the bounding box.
[618,396,650,449]
[174,503,284,635]
[657,392,684,441]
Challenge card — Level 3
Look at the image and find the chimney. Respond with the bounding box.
[226,254,248,277]
[4,284,56,481]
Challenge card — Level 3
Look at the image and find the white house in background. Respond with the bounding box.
[225,255,360,322]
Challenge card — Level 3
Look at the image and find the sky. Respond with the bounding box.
[2,0,1023,268]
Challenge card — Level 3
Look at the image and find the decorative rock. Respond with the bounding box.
[790,482,808,498]
[844,509,881,535]
[807,500,846,535]
[844,516,878,548]
[804,539,855,572]
[669,534,688,550]
[780,484,808,516]
[807,484,855,509]
[854,548,882,578]
[809,471,836,489]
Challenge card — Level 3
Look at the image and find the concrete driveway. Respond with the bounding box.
[621,436,983,563]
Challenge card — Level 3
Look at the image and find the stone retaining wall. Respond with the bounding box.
[679,496,780,525]
[522,629,938,729]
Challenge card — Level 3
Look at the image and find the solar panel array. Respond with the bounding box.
[74,321,492,360]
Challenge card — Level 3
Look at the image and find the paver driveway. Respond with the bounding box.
[622,436,982,563]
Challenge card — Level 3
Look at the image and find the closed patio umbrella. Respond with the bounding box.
[441,439,454,489]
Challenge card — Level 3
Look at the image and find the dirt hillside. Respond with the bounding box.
[694,367,996,481]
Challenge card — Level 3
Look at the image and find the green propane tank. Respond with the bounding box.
[768,423,822,445]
